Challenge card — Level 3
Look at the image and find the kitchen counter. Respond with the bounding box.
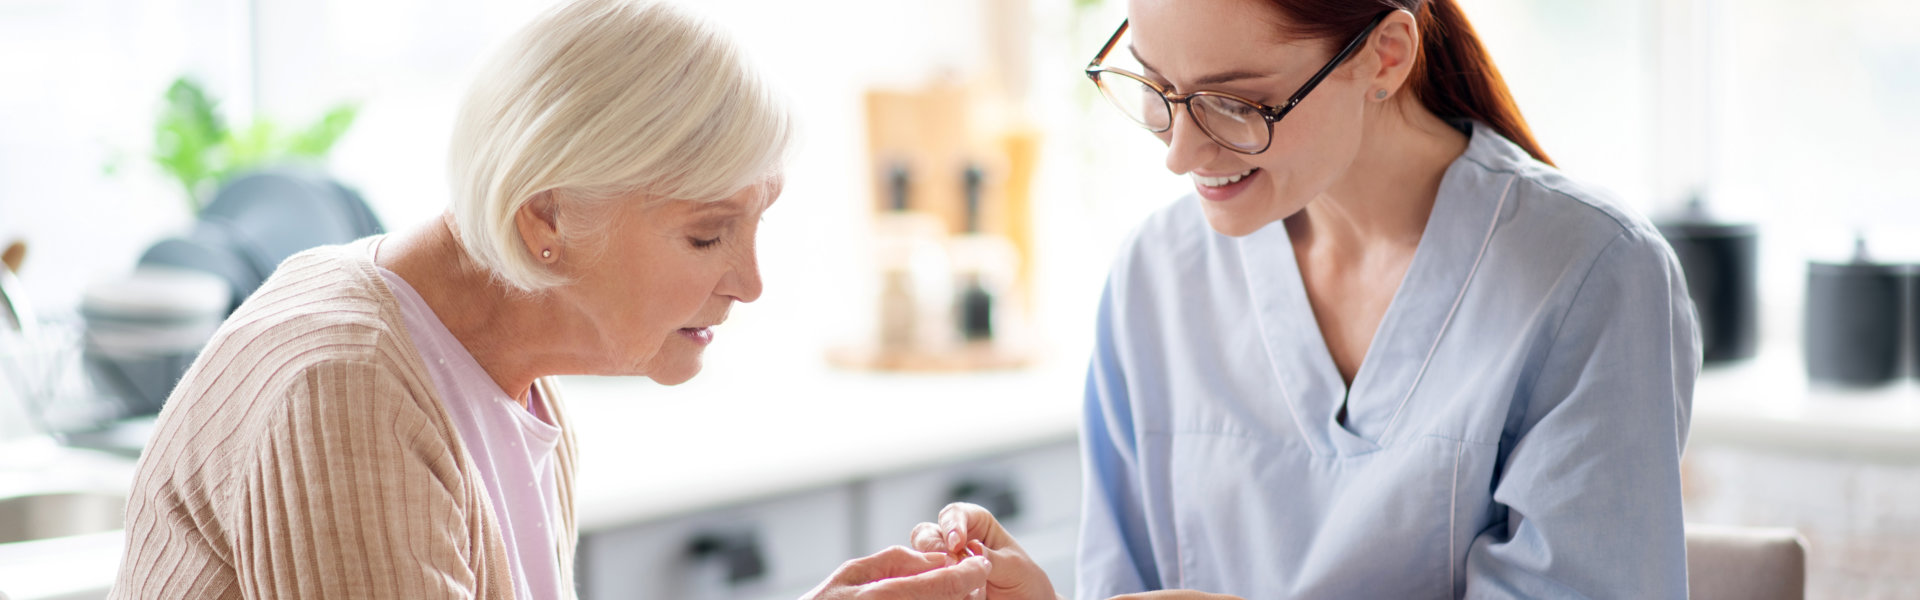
[0,439,137,600]
[561,358,1084,534]
[0,357,1084,600]
[8,332,1912,598]
[1689,341,1920,463]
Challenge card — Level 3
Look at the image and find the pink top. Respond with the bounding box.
[377,266,565,600]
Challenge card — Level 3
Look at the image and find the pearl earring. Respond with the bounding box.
[1375,90,1389,100]
[541,249,553,259]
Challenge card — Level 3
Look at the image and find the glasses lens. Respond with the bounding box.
[1095,72,1172,132]
[1190,94,1269,153]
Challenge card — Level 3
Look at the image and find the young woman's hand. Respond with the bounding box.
[801,545,992,600]
[909,502,1062,600]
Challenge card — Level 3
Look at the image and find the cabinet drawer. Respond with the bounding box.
[855,440,1082,588]
[579,486,855,600]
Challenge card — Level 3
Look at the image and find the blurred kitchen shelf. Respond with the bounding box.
[822,341,1036,372]
[1691,342,1920,463]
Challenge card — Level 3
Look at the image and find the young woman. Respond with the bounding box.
[915,0,1699,598]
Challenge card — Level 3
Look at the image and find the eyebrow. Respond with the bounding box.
[1128,45,1275,89]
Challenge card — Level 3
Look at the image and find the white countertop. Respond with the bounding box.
[1690,342,1920,463]
[0,440,138,600]
[562,358,1084,533]
[547,331,1920,533]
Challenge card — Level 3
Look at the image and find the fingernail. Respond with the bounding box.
[947,530,961,548]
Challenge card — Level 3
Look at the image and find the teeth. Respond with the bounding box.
[1192,168,1256,187]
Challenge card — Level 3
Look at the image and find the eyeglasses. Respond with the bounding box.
[1083,11,1391,155]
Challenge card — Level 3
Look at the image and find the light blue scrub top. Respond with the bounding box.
[1076,122,1700,599]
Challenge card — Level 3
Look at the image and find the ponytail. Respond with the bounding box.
[1264,0,1553,166]
[1405,0,1552,165]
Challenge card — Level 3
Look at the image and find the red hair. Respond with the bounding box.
[1265,0,1554,166]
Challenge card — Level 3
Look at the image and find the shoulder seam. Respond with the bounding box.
[1458,154,1635,236]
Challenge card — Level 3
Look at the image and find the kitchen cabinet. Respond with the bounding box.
[578,486,858,600]
[575,440,1082,600]
[559,360,1086,600]
[854,441,1081,598]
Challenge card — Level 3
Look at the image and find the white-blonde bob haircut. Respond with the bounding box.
[448,0,793,292]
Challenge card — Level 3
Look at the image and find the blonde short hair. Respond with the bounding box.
[447,0,793,292]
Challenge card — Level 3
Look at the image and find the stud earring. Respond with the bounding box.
[541,249,553,259]
[1375,89,1389,100]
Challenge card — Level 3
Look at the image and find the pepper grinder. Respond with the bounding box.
[956,165,995,342]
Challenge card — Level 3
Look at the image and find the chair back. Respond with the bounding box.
[1686,524,1807,600]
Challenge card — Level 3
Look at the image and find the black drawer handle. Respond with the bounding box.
[947,477,1022,522]
[687,529,768,585]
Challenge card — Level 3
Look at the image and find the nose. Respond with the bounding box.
[1161,106,1220,176]
[720,243,763,304]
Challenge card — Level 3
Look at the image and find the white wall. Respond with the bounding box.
[2,0,1914,373]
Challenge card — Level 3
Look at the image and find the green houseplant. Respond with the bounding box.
[148,77,360,213]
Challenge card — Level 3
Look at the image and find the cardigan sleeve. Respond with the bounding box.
[229,358,481,599]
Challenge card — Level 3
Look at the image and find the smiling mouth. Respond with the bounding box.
[1192,168,1258,187]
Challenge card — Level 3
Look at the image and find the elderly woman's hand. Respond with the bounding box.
[802,545,993,600]
[909,502,1061,600]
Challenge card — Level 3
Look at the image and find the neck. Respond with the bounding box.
[376,214,560,408]
[1288,102,1469,256]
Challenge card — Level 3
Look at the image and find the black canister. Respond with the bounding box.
[1657,202,1760,364]
[1804,251,1905,386]
[1909,265,1920,380]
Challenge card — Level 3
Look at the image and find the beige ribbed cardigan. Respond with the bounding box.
[111,239,580,599]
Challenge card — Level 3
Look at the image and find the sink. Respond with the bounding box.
[0,439,135,600]
[0,492,126,544]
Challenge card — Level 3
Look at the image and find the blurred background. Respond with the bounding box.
[0,0,1916,598]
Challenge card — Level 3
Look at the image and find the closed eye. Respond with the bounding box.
[690,237,721,249]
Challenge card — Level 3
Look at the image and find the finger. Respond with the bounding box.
[836,546,950,584]
[936,502,982,547]
[862,554,991,599]
[938,502,1013,550]
[909,522,947,553]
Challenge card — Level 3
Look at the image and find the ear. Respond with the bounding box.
[514,190,562,263]
[1363,9,1421,100]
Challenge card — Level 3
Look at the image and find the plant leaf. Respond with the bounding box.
[152,77,228,212]
[286,103,360,158]
[218,119,278,182]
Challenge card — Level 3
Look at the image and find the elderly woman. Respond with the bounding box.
[109,1,990,598]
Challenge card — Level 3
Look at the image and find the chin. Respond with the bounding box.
[646,369,700,386]
[644,355,703,385]
[1200,207,1279,238]
[1198,191,1303,238]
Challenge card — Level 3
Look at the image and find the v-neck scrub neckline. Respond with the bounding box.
[1237,160,1518,455]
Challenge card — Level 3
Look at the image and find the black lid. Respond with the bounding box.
[1808,235,1913,274]
[1655,193,1756,238]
